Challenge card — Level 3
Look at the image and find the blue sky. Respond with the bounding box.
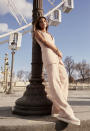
[0,0,90,74]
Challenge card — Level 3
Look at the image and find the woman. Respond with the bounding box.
[33,16,80,125]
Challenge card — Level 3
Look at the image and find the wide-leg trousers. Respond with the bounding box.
[45,59,75,119]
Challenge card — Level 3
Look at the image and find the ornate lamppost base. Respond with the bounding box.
[12,83,52,116]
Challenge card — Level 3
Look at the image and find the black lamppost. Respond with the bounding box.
[12,0,52,115]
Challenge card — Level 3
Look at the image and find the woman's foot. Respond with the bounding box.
[56,115,80,125]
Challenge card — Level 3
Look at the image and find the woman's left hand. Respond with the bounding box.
[56,49,63,58]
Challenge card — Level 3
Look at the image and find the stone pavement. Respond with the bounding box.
[0,87,90,131]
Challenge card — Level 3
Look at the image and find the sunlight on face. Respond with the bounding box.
[39,18,48,30]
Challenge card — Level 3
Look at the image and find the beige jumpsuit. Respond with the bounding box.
[35,31,77,120]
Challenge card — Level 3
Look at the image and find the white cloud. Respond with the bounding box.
[0,1,9,15]
[15,0,33,18]
[0,0,33,19]
[0,23,12,34]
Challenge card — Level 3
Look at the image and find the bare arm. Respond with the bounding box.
[34,30,62,58]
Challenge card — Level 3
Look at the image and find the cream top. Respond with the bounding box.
[35,30,59,67]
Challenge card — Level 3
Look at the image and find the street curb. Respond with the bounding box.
[0,114,90,131]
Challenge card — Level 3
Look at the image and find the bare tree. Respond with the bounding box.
[24,71,30,81]
[17,70,24,81]
[64,56,75,83]
[75,60,90,82]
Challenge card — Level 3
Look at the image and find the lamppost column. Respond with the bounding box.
[12,0,52,116]
[4,53,8,92]
[30,0,43,84]
[7,50,15,94]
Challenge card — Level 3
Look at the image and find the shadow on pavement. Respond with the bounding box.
[0,106,68,130]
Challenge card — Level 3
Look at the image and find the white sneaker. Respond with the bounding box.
[56,116,80,125]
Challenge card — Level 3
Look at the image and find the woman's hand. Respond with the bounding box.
[56,49,63,58]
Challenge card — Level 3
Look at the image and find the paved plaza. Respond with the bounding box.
[0,86,90,131]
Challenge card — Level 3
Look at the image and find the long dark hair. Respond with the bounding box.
[34,16,48,31]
